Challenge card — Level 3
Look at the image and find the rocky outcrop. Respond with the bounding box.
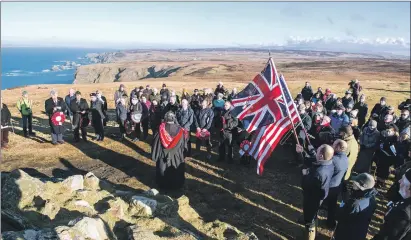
[86,52,126,64]
[1,169,258,240]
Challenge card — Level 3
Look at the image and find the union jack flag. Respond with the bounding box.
[233,58,300,175]
[231,58,287,133]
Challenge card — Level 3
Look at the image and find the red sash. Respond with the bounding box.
[159,123,184,149]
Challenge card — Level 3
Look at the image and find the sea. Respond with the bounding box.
[1,47,109,90]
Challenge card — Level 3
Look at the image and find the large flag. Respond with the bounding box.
[234,58,300,175]
[231,58,287,133]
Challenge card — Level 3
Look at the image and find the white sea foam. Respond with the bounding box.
[10,70,22,73]
[42,69,51,73]
[56,74,68,77]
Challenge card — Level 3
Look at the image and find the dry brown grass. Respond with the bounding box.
[1,55,410,239]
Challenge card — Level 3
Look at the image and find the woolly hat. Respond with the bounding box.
[352,173,375,191]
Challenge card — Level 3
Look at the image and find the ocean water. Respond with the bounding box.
[1,48,108,90]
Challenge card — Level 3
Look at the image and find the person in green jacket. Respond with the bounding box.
[17,91,35,137]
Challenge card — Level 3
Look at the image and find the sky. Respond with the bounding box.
[1,2,410,55]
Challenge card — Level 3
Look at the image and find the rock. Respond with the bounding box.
[42,201,61,220]
[127,225,161,240]
[74,200,93,209]
[144,188,159,197]
[2,229,59,240]
[1,209,35,230]
[129,196,157,217]
[245,232,259,240]
[84,172,100,190]
[68,217,110,240]
[1,169,46,209]
[62,175,84,193]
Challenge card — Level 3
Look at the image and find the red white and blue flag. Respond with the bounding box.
[232,58,300,175]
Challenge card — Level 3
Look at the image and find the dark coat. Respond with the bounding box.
[1,104,11,127]
[69,99,89,127]
[190,94,203,111]
[90,100,105,124]
[45,97,67,134]
[164,102,180,116]
[65,94,75,115]
[374,198,411,240]
[360,127,380,149]
[220,109,239,138]
[181,94,192,104]
[397,117,411,134]
[342,96,354,109]
[176,107,194,131]
[335,189,378,240]
[325,98,337,112]
[149,93,161,103]
[214,86,226,96]
[371,104,389,120]
[116,104,128,122]
[150,105,163,131]
[151,123,186,190]
[194,108,214,130]
[399,99,411,111]
[297,113,312,140]
[353,102,368,127]
[301,86,314,101]
[160,88,170,102]
[329,152,349,188]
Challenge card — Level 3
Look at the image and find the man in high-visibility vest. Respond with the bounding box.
[17,90,35,138]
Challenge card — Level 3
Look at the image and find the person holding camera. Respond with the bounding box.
[17,90,35,138]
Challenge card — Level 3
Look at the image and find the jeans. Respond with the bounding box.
[22,114,33,135]
[51,133,63,143]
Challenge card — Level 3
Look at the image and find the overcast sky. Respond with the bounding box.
[1,2,410,55]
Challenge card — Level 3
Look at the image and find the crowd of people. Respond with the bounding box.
[1,79,410,240]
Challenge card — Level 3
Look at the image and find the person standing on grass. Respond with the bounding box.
[325,139,349,229]
[194,99,214,160]
[128,95,143,142]
[90,93,105,141]
[149,100,162,137]
[149,88,161,104]
[1,96,12,149]
[333,173,377,240]
[45,90,67,145]
[176,99,194,157]
[296,143,335,240]
[114,84,128,105]
[70,91,89,143]
[353,120,380,174]
[140,95,150,141]
[96,90,108,127]
[301,82,314,101]
[17,90,35,138]
[65,88,76,131]
[373,170,411,240]
[116,98,128,141]
[218,101,238,163]
[353,94,368,129]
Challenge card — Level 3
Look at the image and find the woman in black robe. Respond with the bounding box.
[151,111,187,190]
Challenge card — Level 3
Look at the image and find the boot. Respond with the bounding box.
[305,227,316,240]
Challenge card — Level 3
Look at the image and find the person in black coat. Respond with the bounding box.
[70,91,89,142]
[194,99,214,160]
[45,90,67,145]
[374,125,398,186]
[399,99,411,111]
[1,97,12,149]
[296,143,335,240]
[218,101,239,163]
[325,94,337,112]
[176,99,194,157]
[160,83,170,103]
[373,170,411,240]
[116,98,128,141]
[190,89,203,115]
[353,94,368,129]
[326,139,349,228]
[96,90,108,127]
[151,111,187,190]
[342,91,354,109]
[128,96,144,142]
[301,82,314,101]
[397,109,410,134]
[150,100,162,137]
[164,96,179,117]
[371,97,388,120]
[90,93,105,141]
[334,173,377,240]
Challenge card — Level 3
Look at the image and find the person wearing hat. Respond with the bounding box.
[399,98,411,112]
[342,90,354,109]
[128,95,144,142]
[354,120,380,174]
[64,88,76,131]
[373,170,411,240]
[374,125,399,187]
[397,109,410,135]
[325,139,349,229]
[371,97,388,120]
[114,84,128,105]
[301,82,314,102]
[227,88,238,102]
[333,173,377,240]
[160,83,170,103]
[339,125,359,182]
[45,90,67,145]
[296,143,335,240]
[1,96,12,149]
[190,89,203,116]
[143,85,152,96]
[353,94,368,129]
[70,91,89,142]
[90,93,105,141]
[330,105,350,132]
[151,111,187,190]
[17,90,35,137]
[214,81,226,96]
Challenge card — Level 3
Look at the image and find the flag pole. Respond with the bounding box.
[280,74,313,147]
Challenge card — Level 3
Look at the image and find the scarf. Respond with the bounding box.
[159,123,184,149]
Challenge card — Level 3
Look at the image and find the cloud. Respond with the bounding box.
[344,29,356,38]
[373,22,398,29]
[283,36,410,56]
[350,14,365,22]
[326,16,334,25]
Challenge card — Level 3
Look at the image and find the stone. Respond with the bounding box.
[69,217,109,240]
[42,201,61,220]
[107,198,128,219]
[1,169,46,210]
[127,225,161,240]
[84,172,100,190]
[62,175,84,193]
[1,209,35,230]
[245,232,259,240]
[129,196,158,217]
[144,188,159,197]
[74,200,93,209]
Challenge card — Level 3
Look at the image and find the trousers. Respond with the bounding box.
[22,114,33,135]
